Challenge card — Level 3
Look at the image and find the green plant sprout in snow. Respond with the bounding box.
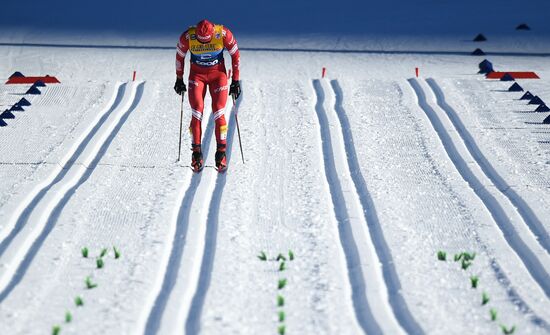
[276,254,286,262]
[277,295,285,307]
[288,250,294,261]
[100,248,108,258]
[113,246,121,259]
[279,262,286,272]
[81,247,88,258]
[278,279,287,290]
[500,325,516,334]
[52,325,61,335]
[65,311,72,323]
[96,258,104,269]
[75,296,84,306]
[490,308,498,321]
[482,292,490,305]
[278,311,285,322]
[461,259,472,270]
[454,253,463,262]
[463,252,476,261]
[85,276,98,289]
[257,251,267,261]
[470,275,479,289]
[437,251,447,261]
[278,325,286,335]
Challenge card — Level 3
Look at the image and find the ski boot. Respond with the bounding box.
[215,150,227,173]
[191,150,203,173]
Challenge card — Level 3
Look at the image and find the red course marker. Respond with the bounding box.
[133,71,136,81]
[486,72,539,79]
[322,67,326,78]
[415,67,419,77]
[6,76,60,84]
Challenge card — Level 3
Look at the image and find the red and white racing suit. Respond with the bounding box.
[176,24,240,152]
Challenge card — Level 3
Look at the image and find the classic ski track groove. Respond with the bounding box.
[185,97,240,334]
[0,81,144,301]
[0,82,124,246]
[487,258,550,329]
[426,78,550,255]
[329,79,423,334]
[313,79,387,335]
[143,93,239,335]
[408,78,550,300]
[142,114,216,335]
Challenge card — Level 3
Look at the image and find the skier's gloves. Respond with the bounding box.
[174,78,186,95]
[229,80,241,100]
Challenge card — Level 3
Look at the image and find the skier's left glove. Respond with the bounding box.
[174,78,186,95]
[229,80,241,100]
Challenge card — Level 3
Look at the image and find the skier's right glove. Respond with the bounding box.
[229,80,241,100]
[174,78,186,95]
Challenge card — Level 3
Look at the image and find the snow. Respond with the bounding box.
[1,0,550,334]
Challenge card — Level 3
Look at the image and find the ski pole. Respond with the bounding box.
[177,93,184,162]
[233,95,245,164]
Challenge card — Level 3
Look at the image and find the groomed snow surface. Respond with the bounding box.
[1,25,550,335]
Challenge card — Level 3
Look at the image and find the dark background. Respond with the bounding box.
[1,0,549,36]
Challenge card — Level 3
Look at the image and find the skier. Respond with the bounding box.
[174,19,241,173]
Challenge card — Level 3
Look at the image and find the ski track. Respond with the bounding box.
[0,82,124,247]
[142,113,216,335]
[0,84,107,215]
[342,77,550,333]
[488,259,550,330]
[0,81,143,302]
[194,80,362,335]
[426,78,550,255]
[329,79,423,335]
[408,78,550,300]
[143,93,239,335]
[185,97,240,334]
[312,79,385,335]
[407,78,550,330]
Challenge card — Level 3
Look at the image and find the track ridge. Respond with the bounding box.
[408,78,550,300]
[312,79,385,335]
[142,112,216,335]
[426,78,550,255]
[0,81,143,302]
[185,95,242,335]
[330,79,423,334]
